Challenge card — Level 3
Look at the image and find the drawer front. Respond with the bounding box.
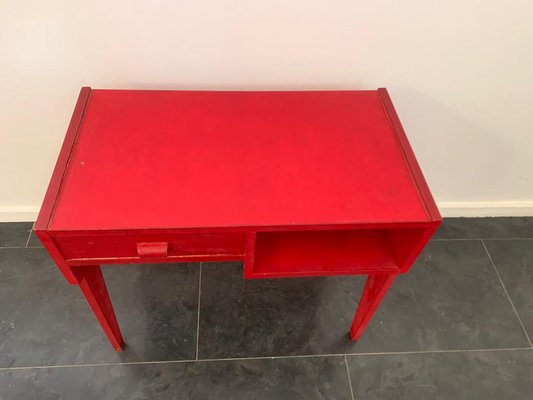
[53,231,245,261]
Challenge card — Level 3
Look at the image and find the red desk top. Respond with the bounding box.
[41,88,438,231]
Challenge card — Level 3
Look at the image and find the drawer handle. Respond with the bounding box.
[137,242,168,258]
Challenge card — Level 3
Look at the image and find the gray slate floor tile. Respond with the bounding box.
[0,248,199,367]
[435,217,533,239]
[197,240,529,358]
[0,222,32,247]
[484,239,533,341]
[26,231,43,247]
[0,356,352,400]
[2,218,533,399]
[346,349,533,400]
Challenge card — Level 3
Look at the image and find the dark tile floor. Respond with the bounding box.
[0,218,532,399]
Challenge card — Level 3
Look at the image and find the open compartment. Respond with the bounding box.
[245,226,428,279]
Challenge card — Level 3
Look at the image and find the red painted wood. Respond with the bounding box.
[350,273,398,340]
[34,87,91,284]
[49,90,429,231]
[378,88,441,222]
[52,231,245,261]
[137,242,168,258]
[34,230,77,284]
[36,88,442,349]
[251,230,399,278]
[34,87,91,232]
[243,232,257,279]
[72,266,124,351]
[397,221,441,273]
[387,227,427,270]
[68,253,243,267]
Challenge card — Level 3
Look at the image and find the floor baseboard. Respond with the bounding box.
[0,206,39,222]
[437,201,533,217]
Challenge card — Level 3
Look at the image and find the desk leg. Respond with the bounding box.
[350,273,397,340]
[72,266,124,351]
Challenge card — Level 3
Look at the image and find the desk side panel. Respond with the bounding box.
[378,88,441,222]
[35,87,92,231]
[35,230,77,283]
[34,87,91,284]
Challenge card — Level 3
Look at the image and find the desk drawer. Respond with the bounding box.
[53,231,245,261]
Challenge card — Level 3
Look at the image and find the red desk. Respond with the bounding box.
[35,88,441,351]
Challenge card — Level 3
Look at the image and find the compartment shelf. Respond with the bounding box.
[248,229,402,278]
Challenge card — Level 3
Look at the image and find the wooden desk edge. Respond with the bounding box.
[378,88,442,223]
[34,87,91,284]
[35,86,92,232]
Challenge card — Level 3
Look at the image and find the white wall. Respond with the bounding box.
[1,0,532,221]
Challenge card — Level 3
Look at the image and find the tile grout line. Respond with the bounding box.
[344,355,355,400]
[195,262,202,360]
[0,267,55,282]
[481,240,533,348]
[1,347,531,372]
[24,228,32,248]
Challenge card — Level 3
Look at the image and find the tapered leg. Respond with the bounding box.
[72,265,124,351]
[350,273,397,340]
